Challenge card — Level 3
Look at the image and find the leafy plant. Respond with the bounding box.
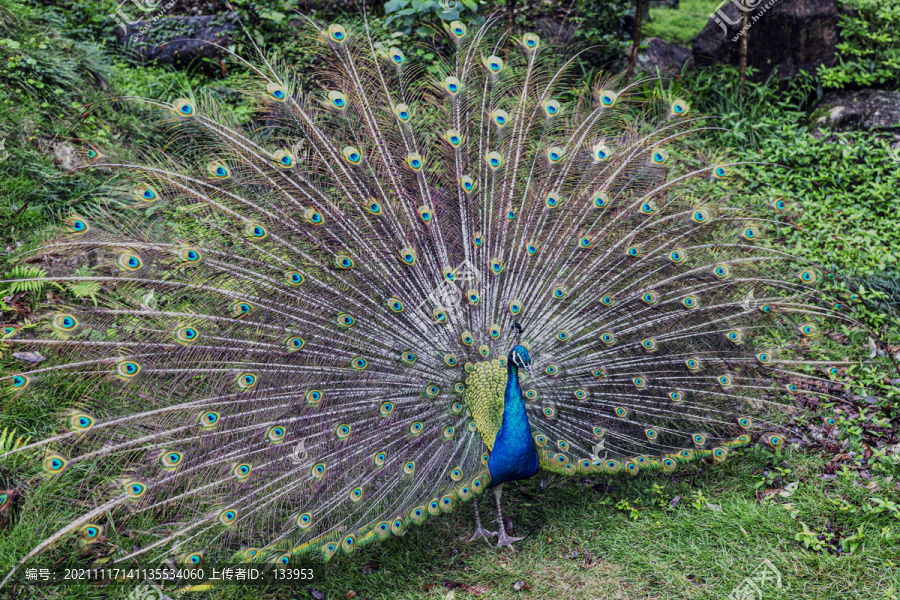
[818,0,900,89]
[795,521,831,552]
[615,498,643,520]
[570,0,630,70]
[841,527,866,554]
[669,64,818,147]
[385,0,479,34]
[864,498,900,519]
[689,490,708,510]
[63,265,101,306]
[0,265,58,298]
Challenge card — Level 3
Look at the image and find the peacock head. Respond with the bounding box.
[508,345,533,376]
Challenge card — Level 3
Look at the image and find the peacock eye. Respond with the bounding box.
[328,24,346,42]
[172,99,195,117]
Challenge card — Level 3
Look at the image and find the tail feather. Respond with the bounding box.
[0,17,863,582]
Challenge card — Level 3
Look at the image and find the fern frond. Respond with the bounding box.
[65,266,101,306]
[0,265,61,297]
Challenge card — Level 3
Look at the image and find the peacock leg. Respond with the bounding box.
[466,497,498,545]
[492,484,525,550]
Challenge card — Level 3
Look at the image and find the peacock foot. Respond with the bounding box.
[494,528,525,551]
[490,484,526,550]
[467,526,498,545]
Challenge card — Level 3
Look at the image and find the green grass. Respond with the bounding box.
[643,0,723,46]
[6,449,900,599]
[208,450,900,599]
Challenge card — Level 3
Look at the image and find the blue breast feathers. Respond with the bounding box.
[487,350,539,486]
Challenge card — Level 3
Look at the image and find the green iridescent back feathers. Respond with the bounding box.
[0,15,858,579]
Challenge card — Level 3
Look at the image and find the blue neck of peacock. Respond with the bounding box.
[504,361,524,407]
[487,361,540,487]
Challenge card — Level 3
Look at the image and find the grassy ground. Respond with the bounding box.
[643,0,723,45]
[202,449,900,600]
[8,448,900,599]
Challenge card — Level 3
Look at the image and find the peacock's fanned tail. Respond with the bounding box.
[0,18,857,577]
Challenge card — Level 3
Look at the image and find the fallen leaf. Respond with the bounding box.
[345,592,356,600]
[779,482,799,497]
[512,580,529,592]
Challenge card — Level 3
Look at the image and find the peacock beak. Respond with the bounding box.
[524,363,534,377]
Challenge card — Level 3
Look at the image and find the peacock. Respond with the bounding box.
[0,15,863,585]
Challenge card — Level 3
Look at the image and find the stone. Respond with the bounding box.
[115,13,239,74]
[811,90,900,134]
[693,0,839,79]
[633,37,693,77]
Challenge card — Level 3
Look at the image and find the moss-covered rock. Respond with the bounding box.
[810,90,900,133]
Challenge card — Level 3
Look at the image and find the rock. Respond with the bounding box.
[633,37,692,77]
[810,90,900,134]
[693,0,839,79]
[115,13,239,74]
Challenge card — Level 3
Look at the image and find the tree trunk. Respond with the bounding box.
[504,0,515,60]
[626,0,646,86]
[739,1,749,92]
